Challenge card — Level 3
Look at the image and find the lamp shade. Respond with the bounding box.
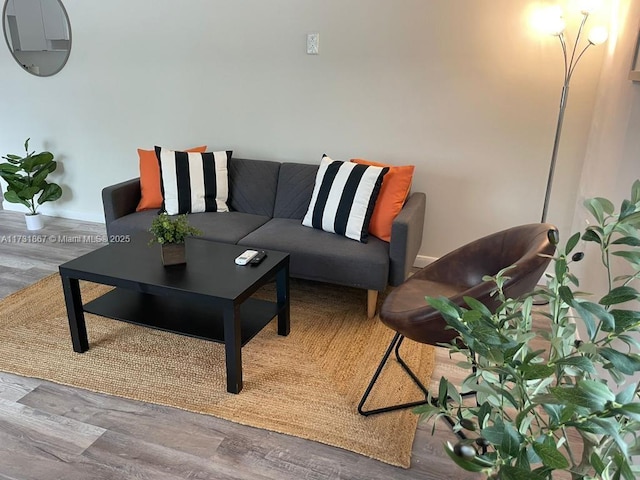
[588,26,609,45]
[579,0,602,15]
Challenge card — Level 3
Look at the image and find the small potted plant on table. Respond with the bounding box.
[0,138,62,230]
[149,212,202,266]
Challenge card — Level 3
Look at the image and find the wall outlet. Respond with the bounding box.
[307,33,319,55]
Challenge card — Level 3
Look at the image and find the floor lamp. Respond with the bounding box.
[540,4,608,223]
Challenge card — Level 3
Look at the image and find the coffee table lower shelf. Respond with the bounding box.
[84,288,279,346]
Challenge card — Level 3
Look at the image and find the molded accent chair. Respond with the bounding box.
[358,223,557,416]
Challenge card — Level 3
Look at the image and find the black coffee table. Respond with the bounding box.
[58,236,290,394]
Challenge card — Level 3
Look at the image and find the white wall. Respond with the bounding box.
[0,0,610,258]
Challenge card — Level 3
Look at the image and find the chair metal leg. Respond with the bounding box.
[357,332,470,440]
[358,332,430,416]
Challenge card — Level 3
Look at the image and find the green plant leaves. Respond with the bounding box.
[619,211,640,227]
[600,286,639,306]
[500,465,546,480]
[608,309,640,333]
[556,355,596,374]
[565,232,581,254]
[585,197,615,224]
[591,452,607,476]
[612,250,640,266]
[615,382,637,404]
[500,422,522,457]
[612,235,640,246]
[632,179,640,204]
[600,348,640,375]
[38,183,62,204]
[4,189,30,208]
[417,180,640,479]
[21,151,54,173]
[548,381,613,410]
[532,442,569,470]
[481,422,504,446]
[0,140,61,213]
[0,163,21,174]
[520,363,555,380]
[582,227,602,244]
[148,213,202,245]
[573,300,615,335]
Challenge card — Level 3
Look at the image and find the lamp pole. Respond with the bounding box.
[540,8,607,223]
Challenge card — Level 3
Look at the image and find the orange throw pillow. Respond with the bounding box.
[136,145,207,211]
[351,159,415,242]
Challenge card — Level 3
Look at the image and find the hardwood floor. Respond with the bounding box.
[0,209,478,480]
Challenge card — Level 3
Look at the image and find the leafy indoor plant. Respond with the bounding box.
[149,213,201,266]
[417,180,640,480]
[0,138,62,229]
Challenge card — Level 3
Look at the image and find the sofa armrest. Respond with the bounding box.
[102,178,141,235]
[388,192,426,286]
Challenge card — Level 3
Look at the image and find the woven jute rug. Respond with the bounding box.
[0,274,435,468]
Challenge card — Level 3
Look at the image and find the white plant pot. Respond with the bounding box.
[25,213,44,231]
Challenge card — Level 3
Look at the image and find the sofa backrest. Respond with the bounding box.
[228,158,281,216]
[273,162,318,219]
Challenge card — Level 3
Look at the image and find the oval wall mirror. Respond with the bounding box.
[2,0,71,77]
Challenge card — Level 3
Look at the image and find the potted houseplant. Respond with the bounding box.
[416,180,640,479]
[0,138,62,230]
[149,212,202,266]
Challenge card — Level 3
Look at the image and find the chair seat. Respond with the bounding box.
[381,277,467,345]
[380,223,557,346]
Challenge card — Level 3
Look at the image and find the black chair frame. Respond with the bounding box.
[358,332,475,437]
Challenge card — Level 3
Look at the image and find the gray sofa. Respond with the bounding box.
[102,158,426,317]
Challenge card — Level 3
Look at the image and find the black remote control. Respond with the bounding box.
[249,250,267,266]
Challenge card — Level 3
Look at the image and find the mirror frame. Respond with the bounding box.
[2,0,72,77]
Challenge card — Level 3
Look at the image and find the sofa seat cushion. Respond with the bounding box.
[109,210,271,244]
[238,218,390,291]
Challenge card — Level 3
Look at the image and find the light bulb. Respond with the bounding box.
[548,17,566,36]
[531,5,564,36]
[579,0,601,15]
[537,5,566,36]
[588,26,608,45]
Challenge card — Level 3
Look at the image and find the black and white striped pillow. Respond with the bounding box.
[156,147,232,215]
[302,155,388,242]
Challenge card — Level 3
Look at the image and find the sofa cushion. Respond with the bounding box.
[136,145,207,212]
[273,163,318,219]
[157,147,231,215]
[109,210,270,244]
[228,158,281,216]
[238,218,390,291]
[302,155,388,243]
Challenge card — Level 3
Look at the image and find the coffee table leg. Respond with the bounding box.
[60,275,89,353]
[276,264,290,336]
[223,303,242,394]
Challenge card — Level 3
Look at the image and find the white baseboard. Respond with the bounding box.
[414,254,437,268]
[1,204,105,224]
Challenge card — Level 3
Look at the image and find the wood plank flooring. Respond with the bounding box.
[0,209,478,480]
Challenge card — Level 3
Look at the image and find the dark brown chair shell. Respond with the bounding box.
[380,223,557,345]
